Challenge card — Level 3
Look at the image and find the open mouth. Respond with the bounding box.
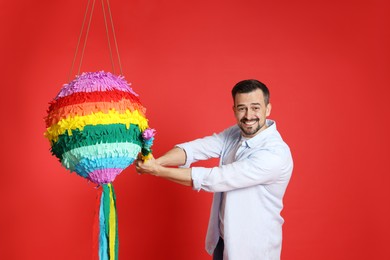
[241,119,259,126]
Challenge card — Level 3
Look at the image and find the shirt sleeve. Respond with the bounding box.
[175,131,226,168]
[191,146,293,192]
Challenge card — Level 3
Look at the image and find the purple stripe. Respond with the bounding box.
[88,168,122,185]
[56,71,139,98]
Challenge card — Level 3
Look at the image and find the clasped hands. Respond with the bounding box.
[134,149,192,186]
[135,153,161,176]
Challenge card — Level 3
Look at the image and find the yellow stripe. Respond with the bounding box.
[45,109,148,142]
[108,184,116,259]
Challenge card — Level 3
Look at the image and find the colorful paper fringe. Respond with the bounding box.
[93,184,119,260]
[44,71,155,259]
[44,71,155,185]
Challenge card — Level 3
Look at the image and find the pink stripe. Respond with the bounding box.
[88,168,122,185]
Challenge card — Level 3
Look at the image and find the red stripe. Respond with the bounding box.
[48,89,143,112]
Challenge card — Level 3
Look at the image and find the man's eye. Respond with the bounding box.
[252,107,260,111]
[238,107,246,112]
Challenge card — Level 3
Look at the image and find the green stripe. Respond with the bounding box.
[103,184,111,240]
[51,124,143,159]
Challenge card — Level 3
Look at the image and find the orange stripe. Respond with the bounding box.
[46,99,146,127]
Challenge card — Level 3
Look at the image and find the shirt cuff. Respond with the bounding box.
[191,167,210,191]
[175,143,194,168]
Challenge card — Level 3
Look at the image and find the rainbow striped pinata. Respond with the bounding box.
[44,71,155,259]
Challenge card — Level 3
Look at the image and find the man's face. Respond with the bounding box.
[233,88,271,138]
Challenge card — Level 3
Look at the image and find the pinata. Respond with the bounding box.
[44,71,155,259]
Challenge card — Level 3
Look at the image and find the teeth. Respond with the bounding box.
[244,120,256,126]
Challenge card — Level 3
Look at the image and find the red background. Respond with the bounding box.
[1,0,389,259]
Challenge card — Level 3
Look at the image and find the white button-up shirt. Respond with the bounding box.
[177,120,293,260]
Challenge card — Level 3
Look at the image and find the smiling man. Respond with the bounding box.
[233,84,271,138]
[135,79,293,260]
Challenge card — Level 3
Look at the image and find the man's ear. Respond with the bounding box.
[266,103,272,117]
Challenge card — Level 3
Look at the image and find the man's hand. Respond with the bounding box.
[135,154,161,175]
[135,152,193,187]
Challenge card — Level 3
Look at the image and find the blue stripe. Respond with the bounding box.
[99,192,109,260]
[74,157,136,176]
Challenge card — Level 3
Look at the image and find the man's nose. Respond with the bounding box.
[245,108,255,118]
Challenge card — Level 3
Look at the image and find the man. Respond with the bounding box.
[135,79,293,260]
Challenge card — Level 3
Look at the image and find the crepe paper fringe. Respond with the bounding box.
[45,89,146,127]
[57,71,138,98]
[61,142,141,182]
[76,157,133,177]
[51,124,142,158]
[141,128,156,160]
[46,99,146,127]
[93,186,102,260]
[45,109,148,143]
[61,142,141,168]
[44,71,155,185]
[47,89,144,115]
[70,152,138,175]
[142,128,156,140]
[96,183,119,260]
[89,168,123,185]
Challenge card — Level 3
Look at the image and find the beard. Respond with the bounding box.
[239,118,263,137]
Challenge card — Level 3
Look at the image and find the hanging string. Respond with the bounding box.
[68,0,92,82]
[106,0,123,75]
[68,0,123,80]
[101,0,116,74]
[78,0,97,76]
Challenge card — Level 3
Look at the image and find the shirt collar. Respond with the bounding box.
[242,119,276,148]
